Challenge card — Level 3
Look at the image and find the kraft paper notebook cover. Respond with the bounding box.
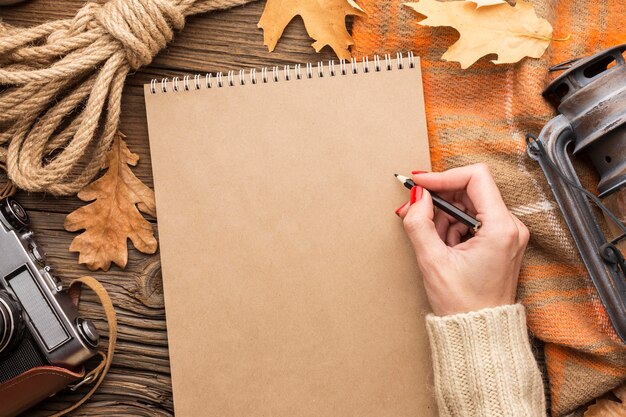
[144,54,437,416]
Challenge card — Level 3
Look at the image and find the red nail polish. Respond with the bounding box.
[410,186,423,205]
[412,170,428,175]
[395,202,408,215]
[415,186,423,201]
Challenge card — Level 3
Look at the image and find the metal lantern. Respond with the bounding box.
[527,44,626,342]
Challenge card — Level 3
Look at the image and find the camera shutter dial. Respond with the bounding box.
[0,197,29,230]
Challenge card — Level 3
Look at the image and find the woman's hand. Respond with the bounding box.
[396,164,529,316]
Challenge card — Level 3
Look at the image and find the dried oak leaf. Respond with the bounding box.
[404,0,553,69]
[64,132,157,271]
[584,384,626,417]
[258,0,366,59]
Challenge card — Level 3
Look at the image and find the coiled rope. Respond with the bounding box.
[0,0,253,195]
[0,162,15,199]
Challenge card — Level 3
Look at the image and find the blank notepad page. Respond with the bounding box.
[144,55,437,417]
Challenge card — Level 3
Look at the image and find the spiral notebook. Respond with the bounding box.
[144,53,436,417]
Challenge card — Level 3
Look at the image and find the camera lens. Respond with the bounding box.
[0,291,23,356]
[0,197,29,230]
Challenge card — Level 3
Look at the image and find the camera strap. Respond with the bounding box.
[50,276,118,417]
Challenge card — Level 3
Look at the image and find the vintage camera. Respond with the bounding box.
[0,197,99,383]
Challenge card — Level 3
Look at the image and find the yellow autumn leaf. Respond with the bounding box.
[258,0,366,59]
[584,384,626,417]
[404,0,554,69]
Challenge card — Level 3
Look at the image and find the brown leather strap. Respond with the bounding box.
[49,276,117,417]
[0,366,84,417]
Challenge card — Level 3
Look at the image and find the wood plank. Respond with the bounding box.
[1,0,350,414]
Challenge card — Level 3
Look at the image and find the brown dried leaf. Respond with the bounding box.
[404,0,554,69]
[584,384,626,416]
[258,0,366,59]
[64,132,157,271]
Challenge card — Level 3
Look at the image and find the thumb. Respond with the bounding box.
[402,189,447,261]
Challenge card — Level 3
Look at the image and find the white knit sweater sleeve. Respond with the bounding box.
[426,304,546,417]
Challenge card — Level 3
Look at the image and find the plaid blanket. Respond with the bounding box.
[351,1,626,415]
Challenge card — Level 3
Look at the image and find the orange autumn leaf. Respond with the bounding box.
[584,383,626,416]
[64,132,157,271]
[258,0,366,59]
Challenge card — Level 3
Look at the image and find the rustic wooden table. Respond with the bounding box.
[2,1,340,415]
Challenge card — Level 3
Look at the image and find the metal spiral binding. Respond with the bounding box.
[149,51,416,94]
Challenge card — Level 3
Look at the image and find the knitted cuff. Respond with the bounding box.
[426,304,546,417]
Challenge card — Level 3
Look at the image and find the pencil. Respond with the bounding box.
[394,174,482,233]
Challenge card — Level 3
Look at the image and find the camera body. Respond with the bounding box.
[0,197,98,383]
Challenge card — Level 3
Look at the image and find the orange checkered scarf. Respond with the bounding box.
[351,1,626,415]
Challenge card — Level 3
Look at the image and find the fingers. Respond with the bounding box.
[433,201,468,243]
[433,190,478,215]
[446,221,470,246]
[433,209,470,246]
[411,164,509,222]
[510,213,530,250]
[433,209,451,241]
[395,202,410,219]
[395,185,424,218]
[400,191,471,248]
[410,185,423,205]
[402,190,448,261]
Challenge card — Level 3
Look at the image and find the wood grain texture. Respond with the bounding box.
[1,1,344,415]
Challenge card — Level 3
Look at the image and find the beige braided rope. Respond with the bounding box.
[0,162,16,199]
[0,0,255,195]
